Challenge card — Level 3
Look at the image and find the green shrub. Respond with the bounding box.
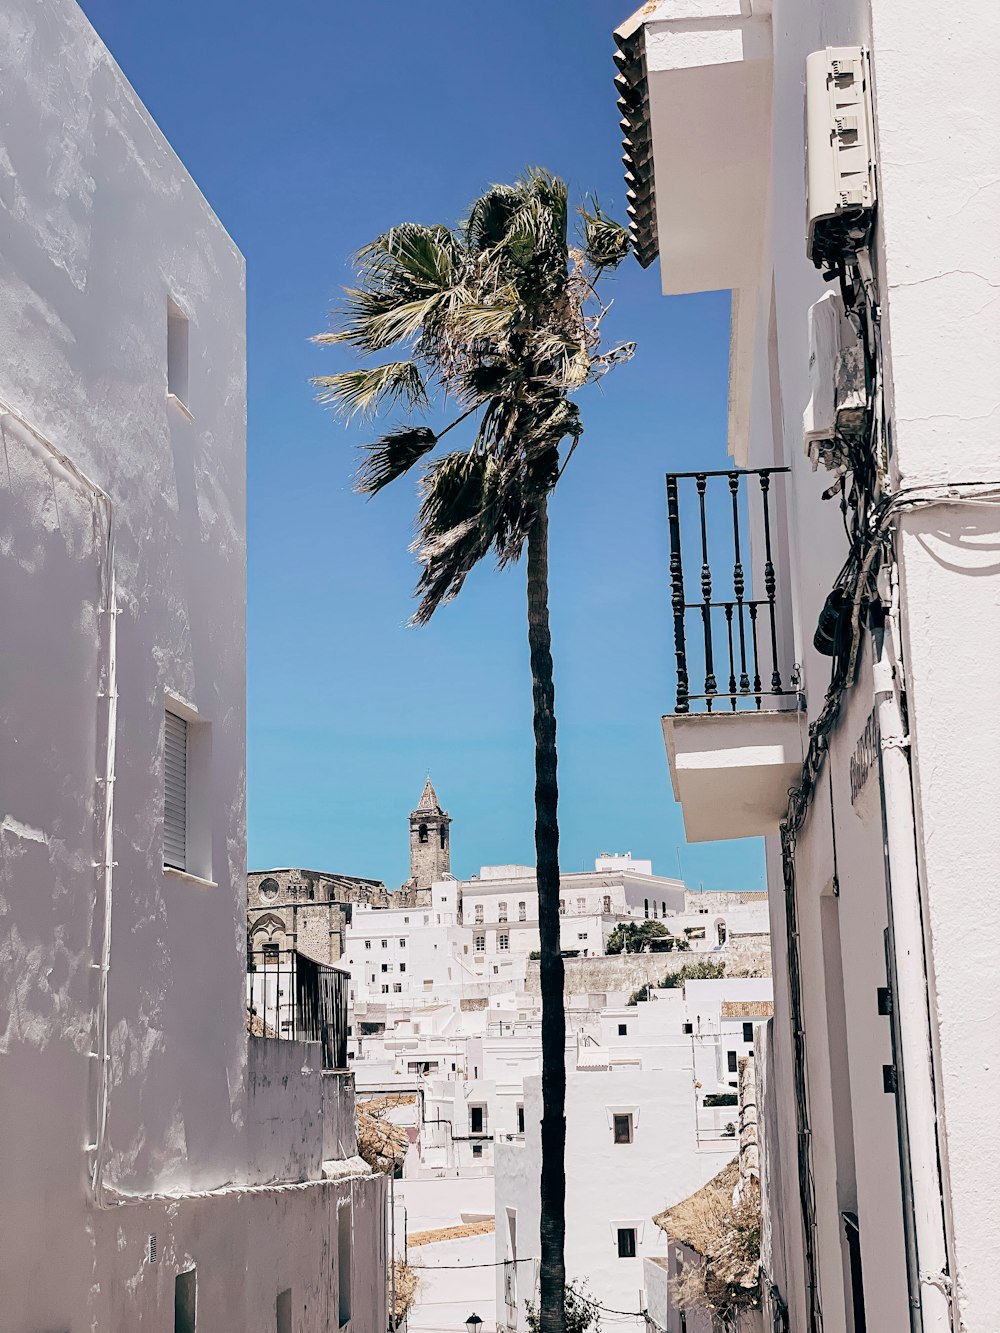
[659,958,725,988]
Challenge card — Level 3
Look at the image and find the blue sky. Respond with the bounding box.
[79,0,764,893]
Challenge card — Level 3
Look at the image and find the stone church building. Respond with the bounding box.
[248,778,450,965]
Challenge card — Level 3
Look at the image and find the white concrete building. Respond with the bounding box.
[0,3,385,1327]
[493,979,773,1332]
[614,2,1000,1329]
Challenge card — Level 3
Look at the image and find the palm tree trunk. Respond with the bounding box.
[527,496,566,1333]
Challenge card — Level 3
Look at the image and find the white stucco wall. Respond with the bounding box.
[634,0,1000,1328]
[0,3,387,1327]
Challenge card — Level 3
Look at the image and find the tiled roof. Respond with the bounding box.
[721,1000,774,1019]
[614,5,658,268]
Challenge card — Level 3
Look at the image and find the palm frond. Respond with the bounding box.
[465,186,522,256]
[313,361,428,418]
[579,200,632,271]
[356,223,459,294]
[355,426,438,496]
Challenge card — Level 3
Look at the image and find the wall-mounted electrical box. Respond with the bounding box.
[803,291,868,469]
[806,47,876,268]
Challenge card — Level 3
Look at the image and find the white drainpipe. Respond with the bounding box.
[874,565,954,1332]
[0,402,117,1208]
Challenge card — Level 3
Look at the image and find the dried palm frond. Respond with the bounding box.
[313,361,427,418]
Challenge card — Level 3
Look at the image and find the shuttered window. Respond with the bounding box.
[164,710,188,870]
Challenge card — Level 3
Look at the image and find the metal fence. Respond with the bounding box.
[666,467,792,713]
[247,946,348,1070]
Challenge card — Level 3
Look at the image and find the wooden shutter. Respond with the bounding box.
[163,711,187,870]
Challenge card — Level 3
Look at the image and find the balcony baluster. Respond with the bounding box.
[664,468,791,714]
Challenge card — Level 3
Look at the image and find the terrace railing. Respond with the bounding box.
[247,946,348,1070]
[666,468,792,713]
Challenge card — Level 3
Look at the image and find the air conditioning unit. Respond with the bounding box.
[806,47,876,268]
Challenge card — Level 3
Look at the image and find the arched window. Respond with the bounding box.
[518,901,526,921]
[716,920,727,946]
[418,823,428,844]
[440,824,447,849]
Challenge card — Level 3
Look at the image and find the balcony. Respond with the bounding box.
[247,947,349,1070]
[662,469,805,842]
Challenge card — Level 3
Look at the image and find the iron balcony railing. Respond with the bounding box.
[247,945,348,1070]
[666,468,792,713]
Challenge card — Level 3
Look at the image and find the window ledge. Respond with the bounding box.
[167,392,194,422]
[164,865,218,890]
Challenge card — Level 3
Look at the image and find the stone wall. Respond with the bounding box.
[524,947,772,997]
[248,868,387,965]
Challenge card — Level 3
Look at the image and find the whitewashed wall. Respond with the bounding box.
[0,2,386,1327]
[725,0,1000,1326]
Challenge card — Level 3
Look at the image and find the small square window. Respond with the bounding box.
[472,1144,483,1159]
[400,939,406,948]
[381,939,388,949]
[364,940,371,950]
[399,963,406,973]
[613,1114,633,1145]
[393,983,402,993]
[618,1023,627,1037]
[617,1227,636,1259]
[381,963,389,973]
[381,985,389,994]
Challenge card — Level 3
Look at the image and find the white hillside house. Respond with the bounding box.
[494,977,773,1332]
[0,3,385,1327]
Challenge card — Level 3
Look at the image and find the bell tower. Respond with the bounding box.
[409,777,451,888]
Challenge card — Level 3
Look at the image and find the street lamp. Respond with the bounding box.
[466,1314,483,1333]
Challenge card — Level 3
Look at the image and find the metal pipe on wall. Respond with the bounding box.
[873,568,954,1332]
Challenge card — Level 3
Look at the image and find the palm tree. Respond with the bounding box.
[314,170,632,1333]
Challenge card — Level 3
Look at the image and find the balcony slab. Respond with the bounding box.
[662,708,806,842]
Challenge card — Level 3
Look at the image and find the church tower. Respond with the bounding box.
[409,777,451,887]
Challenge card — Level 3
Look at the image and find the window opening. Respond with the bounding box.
[613,1114,633,1145]
[617,1228,637,1258]
[164,710,188,871]
[743,1022,754,1043]
[276,1289,292,1333]
[338,1203,353,1326]
[418,823,428,844]
[519,902,526,921]
[167,298,190,406]
[175,1269,197,1333]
